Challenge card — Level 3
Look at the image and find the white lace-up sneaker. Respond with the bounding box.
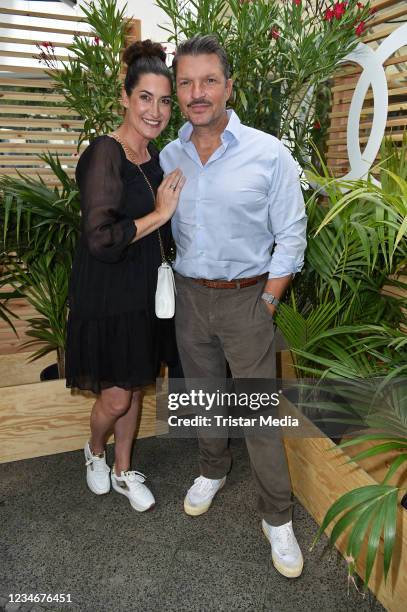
[111,468,155,512]
[262,519,304,578]
[184,475,226,516]
[84,441,110,495]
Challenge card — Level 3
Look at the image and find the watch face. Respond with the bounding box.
[262,293,278,306]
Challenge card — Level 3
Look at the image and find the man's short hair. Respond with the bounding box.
[172,35,231,80]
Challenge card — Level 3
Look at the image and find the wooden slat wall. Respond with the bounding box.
[0,9,141,357]
[0,7,141,185]
[327,0,407,176]
[0,6,89,183]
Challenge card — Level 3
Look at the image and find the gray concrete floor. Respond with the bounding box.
[0,437,384,612]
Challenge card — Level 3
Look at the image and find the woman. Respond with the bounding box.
[65,40,185,512]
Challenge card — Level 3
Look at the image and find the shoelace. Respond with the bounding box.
[122,470,146,484]
[192,476,216,494]
[273,524,295,555]
[85,455,109,473]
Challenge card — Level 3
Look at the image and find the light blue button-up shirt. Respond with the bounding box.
[159,110,307,280]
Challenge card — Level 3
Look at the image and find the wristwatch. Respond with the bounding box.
[261,292,280,308]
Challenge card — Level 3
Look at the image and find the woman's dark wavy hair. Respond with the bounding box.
[123,39,172,95]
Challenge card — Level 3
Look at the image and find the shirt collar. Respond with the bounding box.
[178,109,242,145]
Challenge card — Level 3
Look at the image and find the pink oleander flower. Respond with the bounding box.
[293,0,301,5]
[324,8,335,21]
[269,28,280,40]
[41,41,54,49]
[355,20,366,36]
[333,2,347,19]
[357,2,364,8]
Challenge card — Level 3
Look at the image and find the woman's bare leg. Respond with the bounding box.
[89,386,132,454]
[113,389,143,474]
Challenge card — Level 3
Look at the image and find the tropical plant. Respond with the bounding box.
[6,252,72,378]
[0,154,80,376]
[276,139,407,379]
[155,0,374,165]
[36,0,129,146]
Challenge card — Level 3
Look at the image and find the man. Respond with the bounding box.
[160,35,307,578]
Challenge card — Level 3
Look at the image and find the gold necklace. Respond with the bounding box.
[109,132,150,165]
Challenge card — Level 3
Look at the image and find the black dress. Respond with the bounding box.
[65,135,176,394]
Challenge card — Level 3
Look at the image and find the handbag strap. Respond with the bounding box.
[108,132,166,263]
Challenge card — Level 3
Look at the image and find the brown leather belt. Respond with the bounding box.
[193,273,267,289]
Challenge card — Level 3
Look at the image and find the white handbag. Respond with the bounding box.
[155,260,176,319]
[155,229,176,318]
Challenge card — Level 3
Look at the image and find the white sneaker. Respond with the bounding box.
[184,475,226,516]
[111,468,155,512]
[262,519,304,578]
[84,441,110,495]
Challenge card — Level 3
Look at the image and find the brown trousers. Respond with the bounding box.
[174,273,293,526]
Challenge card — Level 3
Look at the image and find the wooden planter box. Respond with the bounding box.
[0,349,406,610]
[0,351,158,463]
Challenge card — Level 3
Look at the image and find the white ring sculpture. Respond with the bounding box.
[338,23,407,183]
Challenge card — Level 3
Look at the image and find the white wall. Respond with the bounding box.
[0,0,173,69]
[114,0,170,42]
[1,1,171,42]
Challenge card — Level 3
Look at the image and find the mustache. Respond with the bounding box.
[187,99,212,108]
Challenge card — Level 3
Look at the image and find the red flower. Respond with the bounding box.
[313,120,321,130]
[369,7,377,14]
[357,2,364,8]
[324,8,334,21]
[270,28,280,40]
[293,0,301,5]
[41,41,54,49]
[94,36,100,45]
[333,2,347,19]
[355,20,366,36]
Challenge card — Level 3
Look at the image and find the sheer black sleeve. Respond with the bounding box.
[76,136,136,263]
